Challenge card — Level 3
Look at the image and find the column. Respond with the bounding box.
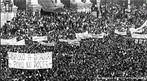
[96,0,101,18]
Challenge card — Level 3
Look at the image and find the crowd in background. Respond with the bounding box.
[1,2,147,81]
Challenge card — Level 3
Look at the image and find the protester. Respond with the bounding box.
[1,2,147,81]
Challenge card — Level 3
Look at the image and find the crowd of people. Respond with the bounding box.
[1,2,147,81]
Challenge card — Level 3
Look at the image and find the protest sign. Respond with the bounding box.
[32,36,48,42]
[13,40,25,45]
[1,38,25,45]
[39,41,56,46]
[115,30,127,35]
[8,52,52,69]
[129,28,143,33]
[130,20,147,33]
[136,20,147,31]
[134,38,147,44]
[1,38,15,45]
[67,39,80,46]
[76,31,92,39]
[90,33,105,38]
[59,39,80,46]
[132,33,147,39]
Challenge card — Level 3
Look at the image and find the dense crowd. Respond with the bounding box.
[1,2,147,81]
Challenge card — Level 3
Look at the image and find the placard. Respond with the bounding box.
[8,52,52,69]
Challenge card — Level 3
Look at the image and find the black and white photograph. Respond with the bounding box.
[0,0,147,81]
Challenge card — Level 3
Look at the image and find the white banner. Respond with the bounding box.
[136,20,147,31]
[8,52,52,69]
[132,33,147,39]
[59,39,80,46]
[129,20,147,33]
[76,31,92,39]
[76,31,106,39]
[115,30,127,35]
[68,40,80,46]
[90,33,106,38]
[1,38,25,45]
[39,41,55,46]
[129,28,143,33]
[32,36,48,42]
